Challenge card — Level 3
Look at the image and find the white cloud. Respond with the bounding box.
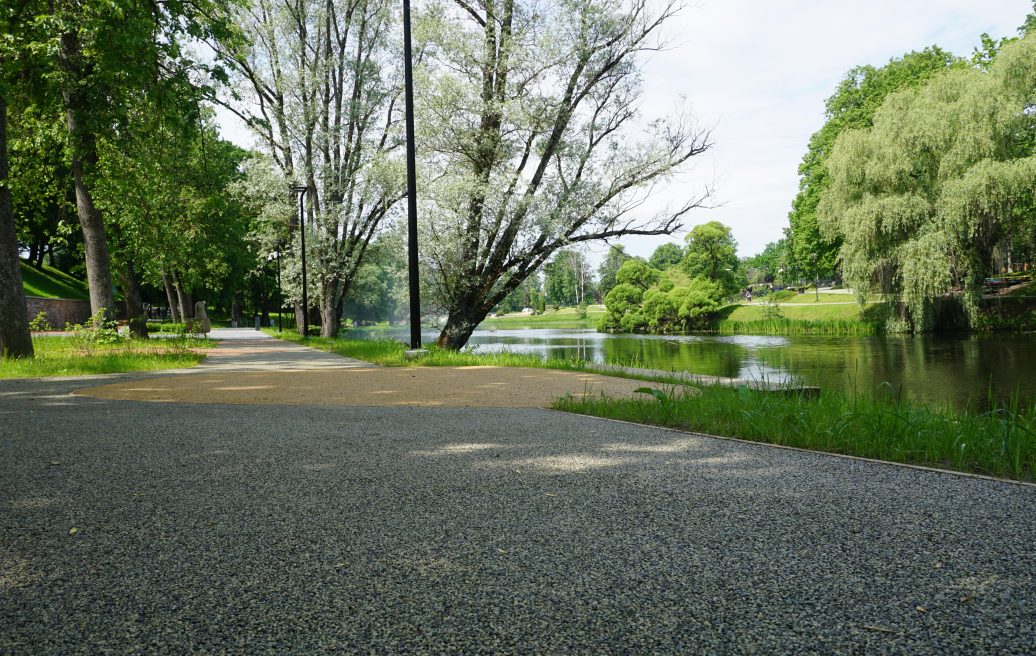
[615,0,1032,261]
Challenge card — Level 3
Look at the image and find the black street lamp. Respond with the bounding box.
[402,0,422,351]
[289,184,310,337]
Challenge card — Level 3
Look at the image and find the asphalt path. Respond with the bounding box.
[2,337,1035,654]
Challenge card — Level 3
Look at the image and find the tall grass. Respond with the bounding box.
[554,384,1036,482]
[714,318,879,336]
[0,336,211,378]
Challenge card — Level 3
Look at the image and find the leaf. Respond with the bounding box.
[635,387,669,403]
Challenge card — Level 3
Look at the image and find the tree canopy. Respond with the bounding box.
[818,34,1036,330]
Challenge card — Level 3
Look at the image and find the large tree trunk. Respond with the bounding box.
[162,272,181,323]
[119,261,148,338]
[0,94,34,358]
[60,32,116,324]
[437,301,489,350]
[173,271,191,320]
[295,301,307,336]
[319,293,340,338]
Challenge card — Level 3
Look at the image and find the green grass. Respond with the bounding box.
[0,336,212,378]
[479,306,606,330]
[270,331,598,370]
[716,318,879,336]
[20,261,89,300]
[553,384,1036,482]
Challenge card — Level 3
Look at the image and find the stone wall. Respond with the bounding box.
[25,296,93,330]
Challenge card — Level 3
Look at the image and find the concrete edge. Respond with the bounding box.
[546,408,1036,489]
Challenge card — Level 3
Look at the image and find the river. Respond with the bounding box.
[345,327,1036,409]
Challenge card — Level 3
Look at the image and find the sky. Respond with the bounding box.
[216,0,1032,265]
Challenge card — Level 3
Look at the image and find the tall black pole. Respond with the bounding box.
[299,190,309,338]
[402,0,421,349]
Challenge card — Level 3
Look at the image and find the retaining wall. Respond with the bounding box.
[25,296,93,329]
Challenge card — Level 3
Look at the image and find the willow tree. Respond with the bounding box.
[787,48,963,287]
[818,35,1036,330]
[419,0,713,349]
[216,0,405,337]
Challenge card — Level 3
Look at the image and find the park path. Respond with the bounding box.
[2,329,1034,654]
[76,328,659,408]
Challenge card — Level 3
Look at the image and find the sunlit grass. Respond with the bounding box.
[0,336,211,378]
[554,384,1036,482]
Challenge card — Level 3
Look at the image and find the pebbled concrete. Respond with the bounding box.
[2,375,1035,654]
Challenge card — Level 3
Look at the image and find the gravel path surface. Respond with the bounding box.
[3,376,1034,654]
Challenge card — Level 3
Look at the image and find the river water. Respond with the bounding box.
[346,327,1036,409]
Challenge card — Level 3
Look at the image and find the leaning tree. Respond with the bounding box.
[418,0,713,349]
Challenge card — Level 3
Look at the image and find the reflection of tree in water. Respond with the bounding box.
[352,327,1036,409]
[602,337,746,379]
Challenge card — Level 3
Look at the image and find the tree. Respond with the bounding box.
[615,258,661,290]
[419,0,713,349]
[0,93,34,357]
[787,47,965,287]
[597,244,632,298]
[94,108,251,335]
[216,0,405,337]
[544,249,594,306]
[9,0,234,322]
[818,35,1036,330]
[743,239,788,285]
[648,242,684,270]
[681,221,741,295]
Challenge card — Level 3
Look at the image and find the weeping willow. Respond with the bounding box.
[819,35,1036,330]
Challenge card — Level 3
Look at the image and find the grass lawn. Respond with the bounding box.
[554,384,1036,482]
[724,302,866,322]
[20,261,89,300]
[478,305,607,330]
[0,336,212,378]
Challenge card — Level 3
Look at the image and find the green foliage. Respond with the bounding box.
[787,47,965,284]
[681,221,743,295]
[597,245,632,298]
[602,273,725,333]
[554,384,1036,481]
[615,259,661,290]
[819,35,1036,331]
[743,239,788,284]
[67,310,122,345]
[28,311,50,332]
[648,242,684,270]
[543,250,594,306]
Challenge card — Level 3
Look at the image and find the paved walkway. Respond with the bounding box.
[1,333,1034,654]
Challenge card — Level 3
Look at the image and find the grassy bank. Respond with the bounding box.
[553,385,1036,482]
[478,306,606,330]
[20,261,89,300]
[0,336,211,378]
[271,331,598,370]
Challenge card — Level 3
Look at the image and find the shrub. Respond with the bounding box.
[28,311,51,332]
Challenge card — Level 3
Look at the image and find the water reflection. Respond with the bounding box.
[346,327,1036,409]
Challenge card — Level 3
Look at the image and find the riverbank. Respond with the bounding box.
[272,331,1035,481]
[555,384,1035,482]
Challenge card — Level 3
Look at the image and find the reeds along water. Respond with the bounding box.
[715,318,879,336]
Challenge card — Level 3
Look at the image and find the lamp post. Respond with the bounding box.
[402,0,423,351]
[289,184,309,337]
